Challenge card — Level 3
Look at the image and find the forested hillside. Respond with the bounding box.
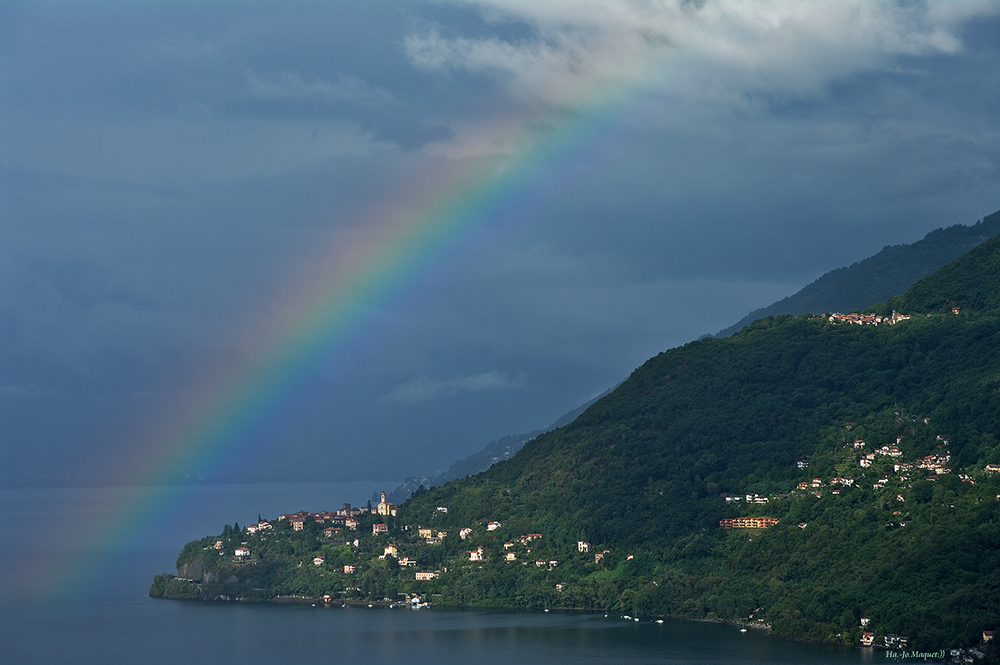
[155,231,1000,656]
[399,235,1000,649]
[391,210,1000,506]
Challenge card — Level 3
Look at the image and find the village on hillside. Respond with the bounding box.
[720,420,1000,531]
[161,487,618,613]
[156,402,999,658]
[214,491,602,591]
[828,310,914,326]
[715,411,999,656]
[824,305,971,328]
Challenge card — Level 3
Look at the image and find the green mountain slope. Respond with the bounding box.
[154,227,1000,656]
[398,235,1000,649]
[388,210,1000,505]
[888,231,1000,315]
[715,210,1000,337]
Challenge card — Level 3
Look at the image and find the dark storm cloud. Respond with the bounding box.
[2,1,999,486]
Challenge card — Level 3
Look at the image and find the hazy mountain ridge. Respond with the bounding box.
[380,391,612,505]
[715,210,1000,338]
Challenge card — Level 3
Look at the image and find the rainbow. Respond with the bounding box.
[42,65,667,599]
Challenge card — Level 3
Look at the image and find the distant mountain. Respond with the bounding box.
[379,390,613,504]
[714,209,1000,337]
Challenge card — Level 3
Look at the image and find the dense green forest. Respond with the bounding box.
[154,232,1000,657]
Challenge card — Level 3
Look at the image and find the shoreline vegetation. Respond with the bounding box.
[154,234,1000,660]
[154,585,778,634]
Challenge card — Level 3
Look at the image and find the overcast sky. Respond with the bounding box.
[2,0,999,488]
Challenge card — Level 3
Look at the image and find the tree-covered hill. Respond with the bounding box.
[389,210,1000,507]
[155,228,1000,657]
[887,229,1000,315]
[715,209,1000,337]
[399,234,1000,649]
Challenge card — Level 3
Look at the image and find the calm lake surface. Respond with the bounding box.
[1,484,885,664]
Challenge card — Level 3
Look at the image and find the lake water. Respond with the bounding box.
[1,484,884,664]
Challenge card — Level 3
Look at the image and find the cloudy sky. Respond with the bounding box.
[2,0,999,488]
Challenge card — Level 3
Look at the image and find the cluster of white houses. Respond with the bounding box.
[245,520,272,535]
[828,310,912,326]
[917,453,952,475]
[366,525,572,579]
[719,425,1000,530]
[273,503,370,531]
[269,493,400,532]
[467,530,545,562]
[460,531,608,567]
[860,629,994,652]
[795,477,855,493]
[725,493,770,504]
[224,497,631,586]
[725,433,952,506]
[415,526,448,543]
